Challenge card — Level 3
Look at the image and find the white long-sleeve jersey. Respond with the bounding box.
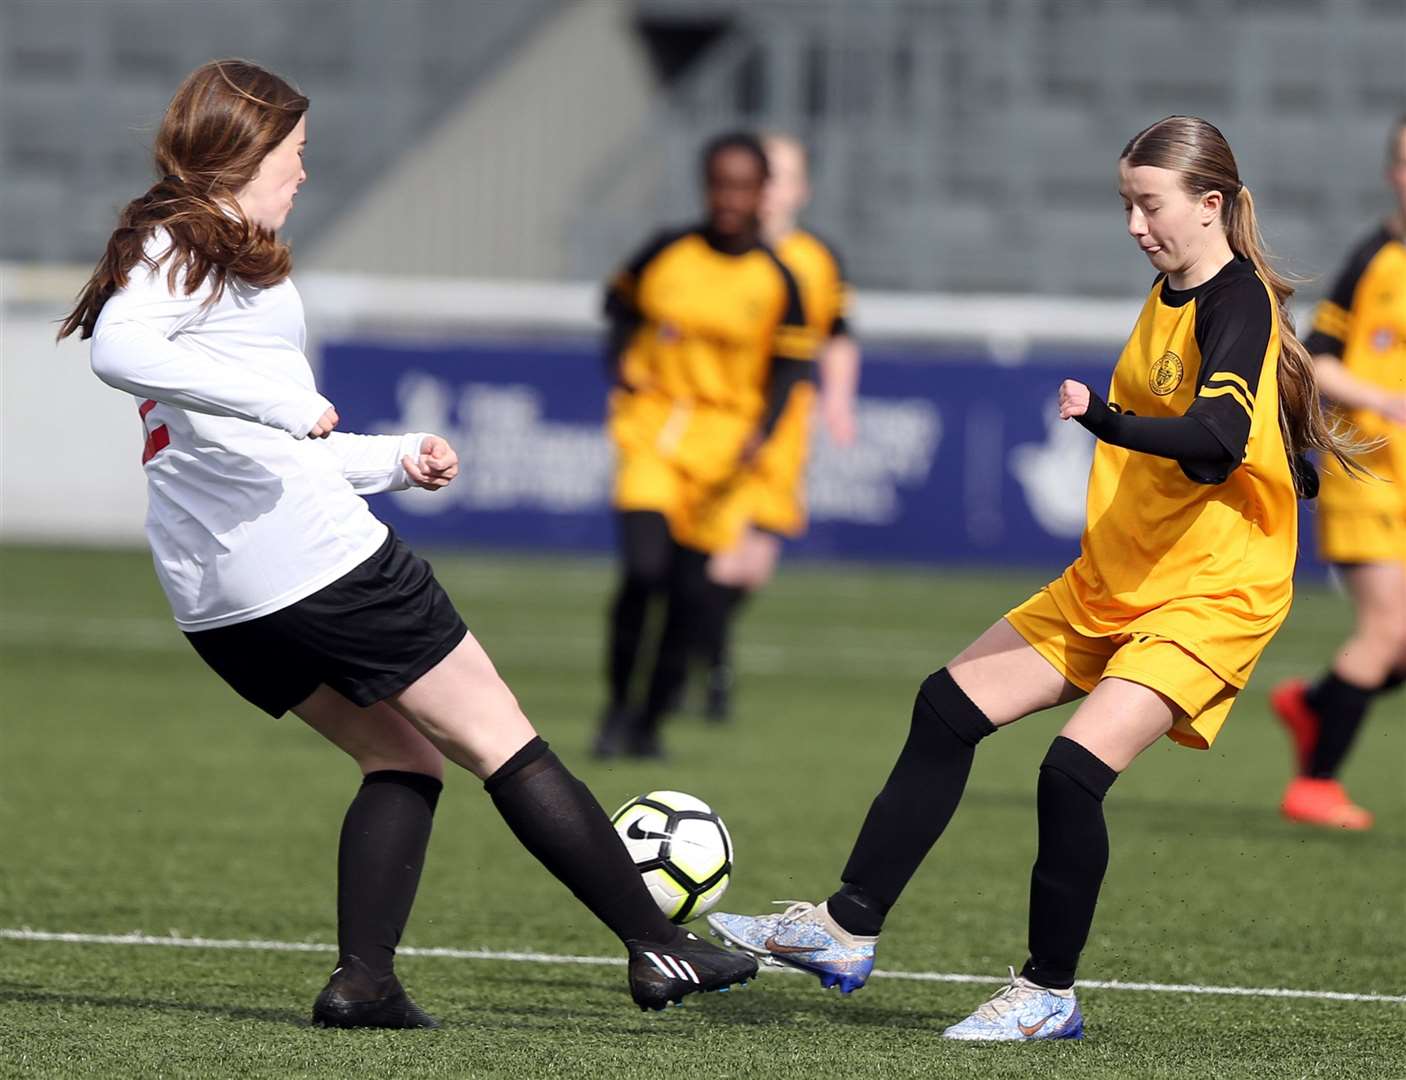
[91,231,429,631]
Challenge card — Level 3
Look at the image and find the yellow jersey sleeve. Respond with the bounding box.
[1304,227,1391,359]
[604,228,687,320]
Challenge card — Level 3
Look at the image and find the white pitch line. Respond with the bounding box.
[4,928,1403,1005]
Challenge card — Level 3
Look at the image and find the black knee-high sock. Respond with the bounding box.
[638,545,710,735]
[608,577,654,707]
[485,737,679,946]
[607,512,673,708]
[1022,737,1117,991]
[337,770,442,980]
[1379,668,1406,695]
[827,668,997,937]
[700,582,748,671]
[1305,671,1373,779]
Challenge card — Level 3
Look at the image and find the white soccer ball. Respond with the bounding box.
[610,790,733,923]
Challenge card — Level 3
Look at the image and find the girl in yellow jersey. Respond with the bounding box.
[595,132,816,759]
[1270,115,1406,831]
[707,116,1361,1041]
[698,134,860,721]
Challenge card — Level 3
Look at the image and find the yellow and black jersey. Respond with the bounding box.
[1055,258,1297,688]
[774,228,850,342]
[604,226,816,418]
[1305,224,1406,512]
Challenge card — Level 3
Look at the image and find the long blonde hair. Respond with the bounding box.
[59,59,307,341]
[1122,115,1363,491]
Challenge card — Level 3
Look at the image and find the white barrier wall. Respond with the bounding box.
[2,313,151,544]
[1,264,1158,547]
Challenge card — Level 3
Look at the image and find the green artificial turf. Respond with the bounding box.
[2,544,1401,1078]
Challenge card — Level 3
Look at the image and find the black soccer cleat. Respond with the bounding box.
[592,704,637,760]
[627,930,759,1011]
[704,664,733,724]
[311,955,439,1029]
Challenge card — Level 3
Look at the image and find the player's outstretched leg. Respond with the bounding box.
[484,736,757,1009]
[708,667,995,991]
[312,770,443,1029]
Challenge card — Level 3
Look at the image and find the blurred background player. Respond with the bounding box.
[693,133,861,722]
[595,131,816,758]
[1270,114,1406,831]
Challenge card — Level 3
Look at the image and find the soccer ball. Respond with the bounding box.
[611,790,732,923]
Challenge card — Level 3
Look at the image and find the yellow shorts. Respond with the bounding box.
[746,383,816,538]
[1316,505,1406,567]
[609,390,758,553]
[1006,586,1238,750]
[612,449,754,554]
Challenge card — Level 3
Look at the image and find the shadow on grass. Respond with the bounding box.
[0,974,960,1037]
[453,968,961,1033]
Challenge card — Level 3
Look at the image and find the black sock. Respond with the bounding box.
[1305,671,1373,779]
[607,512,673,708]
[638,546,710,735]
[1377,668,1406,696]
[608,576,655,707]
[701,582,748,671]
[485,737,679,946]
[827,668,997,937]
[336,770,442,981]
[1021,736,1117,991]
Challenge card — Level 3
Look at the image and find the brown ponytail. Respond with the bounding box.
[1122,116,1366,492]
[1225,183,1365,484]
[58,59,307,341]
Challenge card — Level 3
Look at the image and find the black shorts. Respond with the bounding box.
[185,530,468,717]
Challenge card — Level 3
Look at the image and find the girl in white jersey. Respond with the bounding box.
[59,59,755,1027]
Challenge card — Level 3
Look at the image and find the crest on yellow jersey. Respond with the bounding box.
[1149,351,1184,395]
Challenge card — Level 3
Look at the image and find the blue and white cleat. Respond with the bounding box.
[941,968,1083,1041]
[707,901,877,994]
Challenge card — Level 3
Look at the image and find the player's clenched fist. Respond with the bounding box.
[403,434,459,491]
[309,406,339,438]
[1058,380,1091,420]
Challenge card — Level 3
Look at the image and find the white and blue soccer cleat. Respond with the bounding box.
[941,968,1083,1041]
[707,901,877,994]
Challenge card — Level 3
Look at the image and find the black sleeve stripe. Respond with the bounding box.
[603,226,696,311]
[762,245,810,330]
[1304,329,1345,358]
[1320,226,1391,312]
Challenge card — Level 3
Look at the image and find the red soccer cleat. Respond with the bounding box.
[1270,678,1320,775]
[1280,777,1374,831]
